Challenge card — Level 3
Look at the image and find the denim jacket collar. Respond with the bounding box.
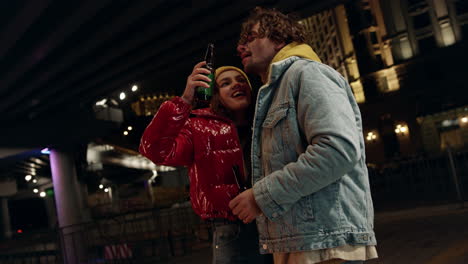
[266,56,300,85]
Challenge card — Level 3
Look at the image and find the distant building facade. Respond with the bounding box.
[301,0,468,164]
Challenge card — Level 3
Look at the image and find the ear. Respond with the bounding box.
[274,42,286,51]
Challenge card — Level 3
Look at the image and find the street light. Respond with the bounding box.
[395,124,409,135]
[366,131,378,142]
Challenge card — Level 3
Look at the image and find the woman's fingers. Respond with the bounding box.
[181,61,212,104]
[190,80,210,88]
[191,73,212,83]
[193,67,211,75]
[193,61,206,69]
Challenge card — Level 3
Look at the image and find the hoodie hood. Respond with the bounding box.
[271,42,321,65]
[263,42,321,85]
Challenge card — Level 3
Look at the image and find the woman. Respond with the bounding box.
[139,62,269,264]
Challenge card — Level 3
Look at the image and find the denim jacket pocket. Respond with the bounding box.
[261,103,290,175]
[294,195,315,228]
[262,103,289,128]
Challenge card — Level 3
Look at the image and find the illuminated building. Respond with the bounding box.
[302,0,468,163]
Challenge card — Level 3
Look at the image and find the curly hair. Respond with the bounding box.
[238,7,306,45]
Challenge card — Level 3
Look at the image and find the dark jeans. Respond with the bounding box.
[211,220,272,264]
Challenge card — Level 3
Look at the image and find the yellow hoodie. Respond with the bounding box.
[271,42,321,65]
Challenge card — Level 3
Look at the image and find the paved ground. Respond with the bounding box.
[162,202,468,264]
[367,202,468,264]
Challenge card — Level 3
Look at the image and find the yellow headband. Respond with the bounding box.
[215,66,252,90]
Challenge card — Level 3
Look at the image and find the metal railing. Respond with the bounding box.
[57,205,210,263]
[0,230,60,263]
[369,149,468,210]
[0,206,211,264]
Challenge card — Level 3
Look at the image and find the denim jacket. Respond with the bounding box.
[251,44,376,254]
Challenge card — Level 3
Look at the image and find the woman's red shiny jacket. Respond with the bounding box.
[139,97,244,221]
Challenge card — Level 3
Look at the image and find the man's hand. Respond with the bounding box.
[229,189,262,224]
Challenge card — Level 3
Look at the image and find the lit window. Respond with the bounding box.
[441,22,456,46]
[351,80,366,103]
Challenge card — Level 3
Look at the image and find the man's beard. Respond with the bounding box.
[244,60,265,76]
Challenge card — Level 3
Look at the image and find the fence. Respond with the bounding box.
[369,149,468,210]
[0,230,60,263]
[59,205,210,263]
[0,206,211,264]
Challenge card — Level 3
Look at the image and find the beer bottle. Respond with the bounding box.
[195,43,215,107]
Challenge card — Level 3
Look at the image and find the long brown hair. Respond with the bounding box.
[210,81,226,116]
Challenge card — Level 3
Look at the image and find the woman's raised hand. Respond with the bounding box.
[181,61,212,104]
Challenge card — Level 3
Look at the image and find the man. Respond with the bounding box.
[229,7,378,264]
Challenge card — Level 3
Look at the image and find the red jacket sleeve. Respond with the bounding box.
[139,97,194,167]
